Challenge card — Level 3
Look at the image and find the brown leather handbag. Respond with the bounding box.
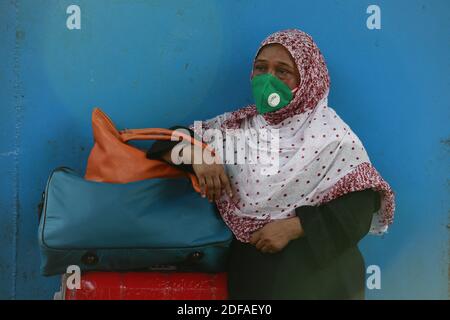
[85,108,208,192]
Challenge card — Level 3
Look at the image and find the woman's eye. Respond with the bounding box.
[254,65,266,71]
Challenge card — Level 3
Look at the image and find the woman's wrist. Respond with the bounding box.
[181,144,202,165]
[286,217,304,240]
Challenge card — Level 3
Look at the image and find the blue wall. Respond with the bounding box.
[1,0,448,299]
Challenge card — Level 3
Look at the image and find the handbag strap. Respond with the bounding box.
[120,128,216,156]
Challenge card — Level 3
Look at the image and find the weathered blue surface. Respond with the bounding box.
[0,0,448,299]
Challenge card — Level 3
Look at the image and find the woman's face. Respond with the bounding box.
[252,43,301,90]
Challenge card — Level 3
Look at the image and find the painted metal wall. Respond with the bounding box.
[0,0,448,299]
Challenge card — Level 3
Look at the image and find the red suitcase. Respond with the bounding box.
[55,272,228,300]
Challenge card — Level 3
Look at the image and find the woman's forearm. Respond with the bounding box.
[160,149,175,164]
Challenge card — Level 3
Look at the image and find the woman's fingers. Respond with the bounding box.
[249,231,259,246]
[205,175,215,202]
[258,241,275,253]
[198,174,207,198]
[261,246,274,254]
[219,172,233,197]
[255,238,266,251]
[260,246,269,253]
[254,233,274,253]
[194,163,233,202]
[213,175,222,202]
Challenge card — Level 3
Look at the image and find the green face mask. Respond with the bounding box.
[251,73,294,114]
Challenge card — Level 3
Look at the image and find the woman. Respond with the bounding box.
[147,29,395,299]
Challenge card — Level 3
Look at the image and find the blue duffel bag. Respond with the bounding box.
[38,167,233,276]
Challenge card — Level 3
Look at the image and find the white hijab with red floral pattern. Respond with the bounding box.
[190,29,395,243]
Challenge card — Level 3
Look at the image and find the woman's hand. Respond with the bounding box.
[181,144,233,202]
[249,217,304,254]
[192,161,233,202]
